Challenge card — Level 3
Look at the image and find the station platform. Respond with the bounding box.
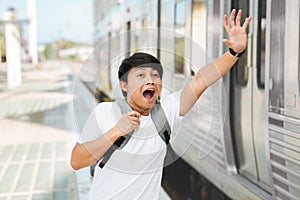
[0,61,171,200]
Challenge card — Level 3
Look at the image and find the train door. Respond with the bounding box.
[230,0,272,191]
[267,0,300,199]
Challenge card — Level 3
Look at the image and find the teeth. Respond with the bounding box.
[146,88,154,91]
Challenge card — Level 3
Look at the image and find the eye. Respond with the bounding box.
[137,73,145,78]
[152,73,160,78]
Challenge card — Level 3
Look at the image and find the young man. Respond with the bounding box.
[71,9,252,200]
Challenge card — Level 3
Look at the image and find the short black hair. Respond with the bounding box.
[118,52,163,82]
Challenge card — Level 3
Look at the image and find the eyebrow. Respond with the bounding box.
[133,68,146,72]
[132,67,154,73]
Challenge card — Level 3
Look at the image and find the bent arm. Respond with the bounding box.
[180,52,238,116]
[179,9,252,116]
[70,125,122,170]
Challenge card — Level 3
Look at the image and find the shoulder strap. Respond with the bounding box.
[113,98,134,148]
[151,103,178,167]
[98,98,133,169]
[116,98,132,113]
[98,136,126,168]
[151,103,177,167]
[151,103,171,144]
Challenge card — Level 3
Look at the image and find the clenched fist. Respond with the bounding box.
[116,111,141,135]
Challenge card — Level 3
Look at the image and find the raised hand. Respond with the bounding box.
[223,9,252,53]
[116,111,141,135]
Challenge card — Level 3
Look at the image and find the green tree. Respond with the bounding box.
[0,31,6,59]
[43,38,88,60]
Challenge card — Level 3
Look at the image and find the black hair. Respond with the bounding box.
[118,52,163,82]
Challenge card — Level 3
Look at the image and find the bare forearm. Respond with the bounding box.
[70,126,123,170]
[199,51,238,87]
[180,51,238,115]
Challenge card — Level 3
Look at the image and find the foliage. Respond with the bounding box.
[43,38,89,60]
[0,31,5,58]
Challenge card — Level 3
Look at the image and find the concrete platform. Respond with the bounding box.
[0,63,80,200]
[0,118,77,200]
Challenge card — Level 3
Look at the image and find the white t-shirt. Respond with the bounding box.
[79,91,182,200]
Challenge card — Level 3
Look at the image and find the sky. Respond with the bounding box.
[0,0,94,44]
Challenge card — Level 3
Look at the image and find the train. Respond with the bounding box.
[82,0,300,199]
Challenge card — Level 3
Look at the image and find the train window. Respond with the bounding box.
[231,0,249,86]
[175,37,184,74]
[299,4,300,95]
[110,31,120,62]
[269,0,285,111]
[108,32,112,64]
[175,1,186,26]
[126,21,131,56]
[174,0,186,74]
[207,0,220,59]
[257,0,266,89]
[132,20,142,51]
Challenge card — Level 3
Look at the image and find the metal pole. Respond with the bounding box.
[28,0,38,64]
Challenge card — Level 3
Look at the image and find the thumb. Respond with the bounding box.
[222,39,232,48]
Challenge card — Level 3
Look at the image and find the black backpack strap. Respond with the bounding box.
[98,136,127,168]
[151,103,178,166]
[98,98,133,169]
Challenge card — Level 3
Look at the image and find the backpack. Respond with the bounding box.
[90,98,178,177]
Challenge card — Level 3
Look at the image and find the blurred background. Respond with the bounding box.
[0,0,95,199]
[1,0,299,200]
[0,0,94,63]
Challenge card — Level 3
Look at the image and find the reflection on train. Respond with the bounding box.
[89,0,300,199]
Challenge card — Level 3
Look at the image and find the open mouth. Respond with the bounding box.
[142,89,155,100]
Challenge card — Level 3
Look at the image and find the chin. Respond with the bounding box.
[141,99,155,108]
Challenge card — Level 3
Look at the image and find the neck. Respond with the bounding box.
[127,100,151,116]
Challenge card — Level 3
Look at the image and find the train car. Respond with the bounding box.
[89,0,300,199]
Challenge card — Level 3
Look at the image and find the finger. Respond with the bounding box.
[128,111,141,118]
[222,39,232,47]
[236,9,242,26]
[131,121,140,128]
[242,16,252,29]
[129,114,140,121]
[129,116,140,124]
[223,15,231,33]
[133,125,139,131]
[131,120,140,128]
[230,9,236,27]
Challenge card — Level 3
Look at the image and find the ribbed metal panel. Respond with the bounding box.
[269,113,300,200]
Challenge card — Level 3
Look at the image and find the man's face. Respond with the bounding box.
[120,67,162,111]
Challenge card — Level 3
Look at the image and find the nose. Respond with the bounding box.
[145,82,154,85]
[145,74,154,85]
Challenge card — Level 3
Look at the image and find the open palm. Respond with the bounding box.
[223,9,252,53]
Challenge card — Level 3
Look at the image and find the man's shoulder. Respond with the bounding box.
[159,90,183,127]
[95,101,114,111]
[94,101,122,119]
[160,90,181,105]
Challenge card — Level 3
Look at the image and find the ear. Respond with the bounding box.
[120,81,127,92]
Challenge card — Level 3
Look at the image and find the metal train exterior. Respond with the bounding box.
[91,0,300,199]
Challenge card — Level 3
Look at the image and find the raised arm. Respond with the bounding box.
[180,9,252,116]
